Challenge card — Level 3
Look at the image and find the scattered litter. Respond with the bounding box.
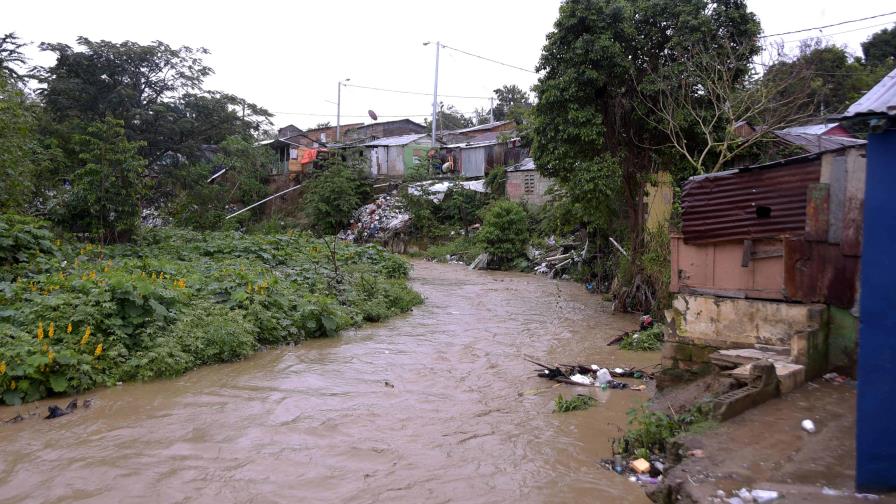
[469,253,490,271]
[822,372,848,384]
[384,381,394,388]
[630,385,647,391]
[687,449,705,458]
[338,194,411,243]
[630,458,651,474]
[726,497,745,504]
[801,419,816,433]
[823,488,882,500]
[569,373,595,386]
[750,489,781,502]
[46,399,78,419]
[636,474,659,484]
[408,179,488,203]
[596,368,612,385]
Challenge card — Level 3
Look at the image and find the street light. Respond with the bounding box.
[423,41,440,147]
[337,78,351,142]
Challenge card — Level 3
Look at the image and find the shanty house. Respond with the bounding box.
[343,119,427,143]
[443,136,526,178]
[505,158,551,205]
[364,134,438,177]
[440,120,516,144]
[666,142,867,392]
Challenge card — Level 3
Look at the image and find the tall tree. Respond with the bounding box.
[529,0,760,310]
[36,37,271,166]
[763,41,879,117]
[492,84,531,123]
[0,33,29,86]
[0,75,36,210]
[424,103,473,132]
[861,24,896,68]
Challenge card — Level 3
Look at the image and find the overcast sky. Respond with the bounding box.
[4,1,894,129]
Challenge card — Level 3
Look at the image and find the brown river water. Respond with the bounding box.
[0,261,657,504]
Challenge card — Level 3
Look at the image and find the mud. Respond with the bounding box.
[653,380,896,504]
[0,261,658,503]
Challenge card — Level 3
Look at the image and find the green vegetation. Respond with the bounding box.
[0,217,421,405]
[476,200,529,266]
[554,393,597,413]
[619,325,664,352]
[301,155,372,236]
[613,403,715,456]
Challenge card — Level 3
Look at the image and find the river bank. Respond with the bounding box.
[0,260,659,503]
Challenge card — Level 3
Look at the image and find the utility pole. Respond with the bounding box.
[425,41,440,147]
[489,97,494,123]
[336,78,350,142]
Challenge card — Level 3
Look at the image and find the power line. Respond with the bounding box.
[273,111,430,118]
[760,10,896,38]
[440,44,539,74]
[778,20,896,44]
[344,82,491,99]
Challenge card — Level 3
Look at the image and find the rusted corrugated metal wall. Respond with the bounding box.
[681,161,821,243]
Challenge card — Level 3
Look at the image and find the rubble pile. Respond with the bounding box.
[338,194,410,243]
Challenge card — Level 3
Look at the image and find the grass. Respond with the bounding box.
[619,324,664,351]
[554,393,597,413]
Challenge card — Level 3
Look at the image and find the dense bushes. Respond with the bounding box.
[476,200,529,265]
[302,156,372,235]
[0,221,421,404]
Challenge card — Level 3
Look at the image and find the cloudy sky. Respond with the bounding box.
[4,1,894,129]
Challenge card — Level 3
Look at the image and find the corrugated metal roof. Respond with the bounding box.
[681,159,821,243]
[446,120,513,134]
[772,131,866,153]
[362,134,431,147]
[841,66,896,118]
[780,123,839,136]
[506,157,535,172]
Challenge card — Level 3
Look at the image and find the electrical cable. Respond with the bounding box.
[760,10,896,38]
[439,43,539,74]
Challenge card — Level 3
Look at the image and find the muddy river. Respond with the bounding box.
[0,261,658,504]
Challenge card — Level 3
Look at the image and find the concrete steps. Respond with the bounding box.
[713,348,806,395]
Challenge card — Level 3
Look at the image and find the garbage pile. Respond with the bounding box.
[338,194,410,243]
[526,358,653,391]
[529,235,588,279]
[600,455,667,486]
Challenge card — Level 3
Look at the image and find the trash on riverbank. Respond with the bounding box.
[408,179,488,203]
[338,194,410,243]
[526,358,655,390]
[530,235,587,279]
[46,399,78,419]
[600,454,667,485]
[801,419,816,433]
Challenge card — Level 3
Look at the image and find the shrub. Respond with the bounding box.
[476,199,529,266]
[613,403,715,456]
[302,157,372,235]
[484,166,506,196]
[171,301,257,364]
[620,324,664,351]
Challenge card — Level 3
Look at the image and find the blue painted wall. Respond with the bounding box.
[857,126,896,492]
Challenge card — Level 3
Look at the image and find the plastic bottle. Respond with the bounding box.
[597,368,612,385]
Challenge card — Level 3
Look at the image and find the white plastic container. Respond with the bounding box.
[596,368,612,385]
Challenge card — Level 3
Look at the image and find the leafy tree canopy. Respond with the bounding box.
[862,24,896,69]
[492,84,531,123]
[36,37,272,166]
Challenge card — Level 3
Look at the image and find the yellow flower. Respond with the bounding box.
[152,272,157,280]
[103,265,109,273]
[55,239,61,247]
[159,272,164,280]
[94,343,103,357]
[37,321,44,341]
[0,361,6,374]
[42,342,49,353]
[67,322,73,334]
[141,271,146,278]
[178,279,186,289]
[81,273,87,281]
[48,351,55,364]
[10,380,16,390]
[90,271,96,280]
[48,322,55,338]
[80,326,91,347]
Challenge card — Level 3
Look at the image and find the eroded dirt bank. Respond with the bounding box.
[0,261,658,504]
